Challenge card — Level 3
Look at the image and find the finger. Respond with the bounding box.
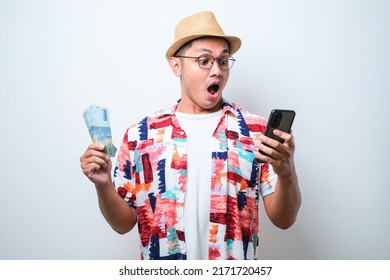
[256,142,280,161]
[272,129,292,142]
[80,143,106,163]
[259,139,293,163]
[81,146,110,166]
[254,150,272,164]
[258,135,285,154]
[82,162,102,177]
[86,142,106,152]
[259,134,281,149]
[86,155,108,168]
[274,130,296,153]
[82,147,109,162]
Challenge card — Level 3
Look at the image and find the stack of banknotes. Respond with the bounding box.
[83,105,117,157]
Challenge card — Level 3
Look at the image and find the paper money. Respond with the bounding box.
[83,105,117,157]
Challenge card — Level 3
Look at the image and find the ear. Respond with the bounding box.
[169,57,182,77]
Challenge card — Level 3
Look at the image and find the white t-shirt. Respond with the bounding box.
[175,110,222,260]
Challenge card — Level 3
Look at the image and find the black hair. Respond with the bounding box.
[174,40,194,57]
[174,37,231,57]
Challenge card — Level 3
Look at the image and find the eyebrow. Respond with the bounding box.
[197,48,230,55]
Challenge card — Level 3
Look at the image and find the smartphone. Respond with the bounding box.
[259,109,296,160]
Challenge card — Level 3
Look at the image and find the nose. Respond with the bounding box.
[209,59,223,76]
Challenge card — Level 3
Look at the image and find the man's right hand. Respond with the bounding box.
[80,143,137,234]
[80,143,112,187]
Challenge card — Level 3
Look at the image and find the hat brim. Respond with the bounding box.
[165,34,241,60]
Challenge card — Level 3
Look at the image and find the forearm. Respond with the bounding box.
[95,182,137,234]
[265,172,301,229]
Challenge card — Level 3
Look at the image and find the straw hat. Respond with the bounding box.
[165,11,241,60]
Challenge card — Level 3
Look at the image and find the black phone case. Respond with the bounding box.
[258,109,296,162]
[263,109,296,143]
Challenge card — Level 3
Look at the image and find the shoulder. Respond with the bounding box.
[125,103,176,139]
[225,101,268,133]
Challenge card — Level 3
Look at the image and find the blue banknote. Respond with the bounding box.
[83,105,117,157]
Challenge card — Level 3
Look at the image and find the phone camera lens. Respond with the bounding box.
[272,112,282,127]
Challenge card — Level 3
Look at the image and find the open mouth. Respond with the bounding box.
[207,84,220,95]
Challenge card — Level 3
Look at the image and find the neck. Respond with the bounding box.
[176,99,223,114]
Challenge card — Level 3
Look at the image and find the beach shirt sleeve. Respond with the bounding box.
[259,161,277,197]
[113,127,137,208]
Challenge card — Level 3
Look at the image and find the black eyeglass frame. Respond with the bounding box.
[176,54,236,70]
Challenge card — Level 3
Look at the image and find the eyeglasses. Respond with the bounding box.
[176,54,236,70]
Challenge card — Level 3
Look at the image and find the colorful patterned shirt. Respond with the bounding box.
[113,100,277,260]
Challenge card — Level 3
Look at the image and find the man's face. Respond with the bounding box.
[171,37,230,114]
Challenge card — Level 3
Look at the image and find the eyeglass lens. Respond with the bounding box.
[198,54,234,70]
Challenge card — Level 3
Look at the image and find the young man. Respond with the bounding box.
[80,11,301,260]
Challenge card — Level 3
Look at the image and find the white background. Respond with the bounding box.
[1,0,389,259]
